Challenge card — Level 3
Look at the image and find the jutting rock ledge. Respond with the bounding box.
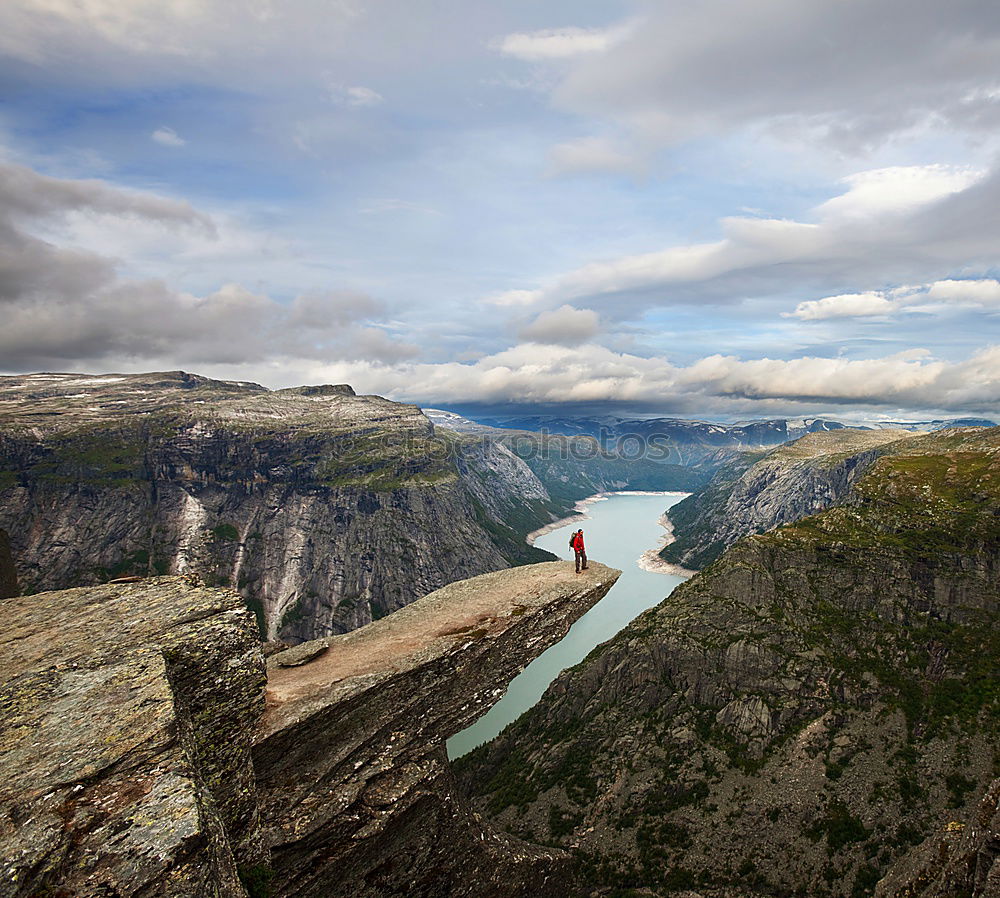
[0,561,620,897]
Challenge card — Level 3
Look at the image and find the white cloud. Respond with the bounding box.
[477,162,1000,318]
[518,305,600,346]
[786,292,896,321]
[328,83,383,107]
[0,0,363,79]
[151,126,186,147]
[678,350,948,405]
[788,278,1000,321]
[490,217,821,311]
[816,166,983,221]
[290,342,1000,416]
[547,136,640,176]
[0,159,213,231]
[495,26,625,61]
[0,0,211,59]
[0,160,416,368]
[2,161,996,417]
[924,278,1000,307]
[535,0,1000,153]
[485,289,543,308]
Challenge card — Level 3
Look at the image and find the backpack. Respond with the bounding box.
[569,533,575,550]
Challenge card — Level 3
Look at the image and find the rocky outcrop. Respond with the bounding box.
[0,577,266,897]
[0,372,564,643]
[1,561,621,897]
[0,529,16,598]
[660,428,917,568]
[459,427,1000,897]
[258,561,621,897]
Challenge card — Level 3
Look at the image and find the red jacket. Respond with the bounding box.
[571,533,585,552]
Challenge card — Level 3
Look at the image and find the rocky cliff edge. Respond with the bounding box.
[1,561,620,898]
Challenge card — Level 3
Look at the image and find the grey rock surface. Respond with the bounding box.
[270,639,328,667]
[660,428,919,568]
[257,561,621,898]
[1,561,620,898]
[0,576,266,897]
[877,778,1000,898]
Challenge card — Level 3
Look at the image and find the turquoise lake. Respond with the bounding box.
[446,491,690,759]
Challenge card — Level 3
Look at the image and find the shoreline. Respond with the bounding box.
[637,512,698,578]
[527,491,696,579]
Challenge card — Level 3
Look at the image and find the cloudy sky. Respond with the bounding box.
[2,0,999,420]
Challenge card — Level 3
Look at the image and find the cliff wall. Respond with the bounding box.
[0,372,560,643]
[660,429,917,569]
[258,561,620,897]
[0,561,621,897]
[0,577,266,896]
[0,372,683,645]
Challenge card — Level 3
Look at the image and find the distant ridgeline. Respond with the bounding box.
[659,427,921,569]
[457,425,1000,898]
[448,411,995,466]
[0,371,700,644]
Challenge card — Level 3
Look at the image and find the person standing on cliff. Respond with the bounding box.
[571,529,588,573]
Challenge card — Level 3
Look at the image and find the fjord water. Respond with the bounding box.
[447,492,690,759]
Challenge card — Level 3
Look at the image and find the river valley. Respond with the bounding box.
[447,491,690,758]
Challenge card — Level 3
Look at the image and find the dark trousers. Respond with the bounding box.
[575,549,588,572]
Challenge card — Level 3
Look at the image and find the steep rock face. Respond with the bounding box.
[660,429,917,569]
[0,372,562,642]
[0,529,16,598]
[0,562,621,898]
[0,577,266,897]
[459,428,1000,897]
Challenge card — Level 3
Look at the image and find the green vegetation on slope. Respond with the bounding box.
[458,426,1000,898]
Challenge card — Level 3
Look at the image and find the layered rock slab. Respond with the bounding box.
[256,561,621,898]
[0,577,266,897]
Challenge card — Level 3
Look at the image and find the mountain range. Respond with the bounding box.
[1,371,996,897]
